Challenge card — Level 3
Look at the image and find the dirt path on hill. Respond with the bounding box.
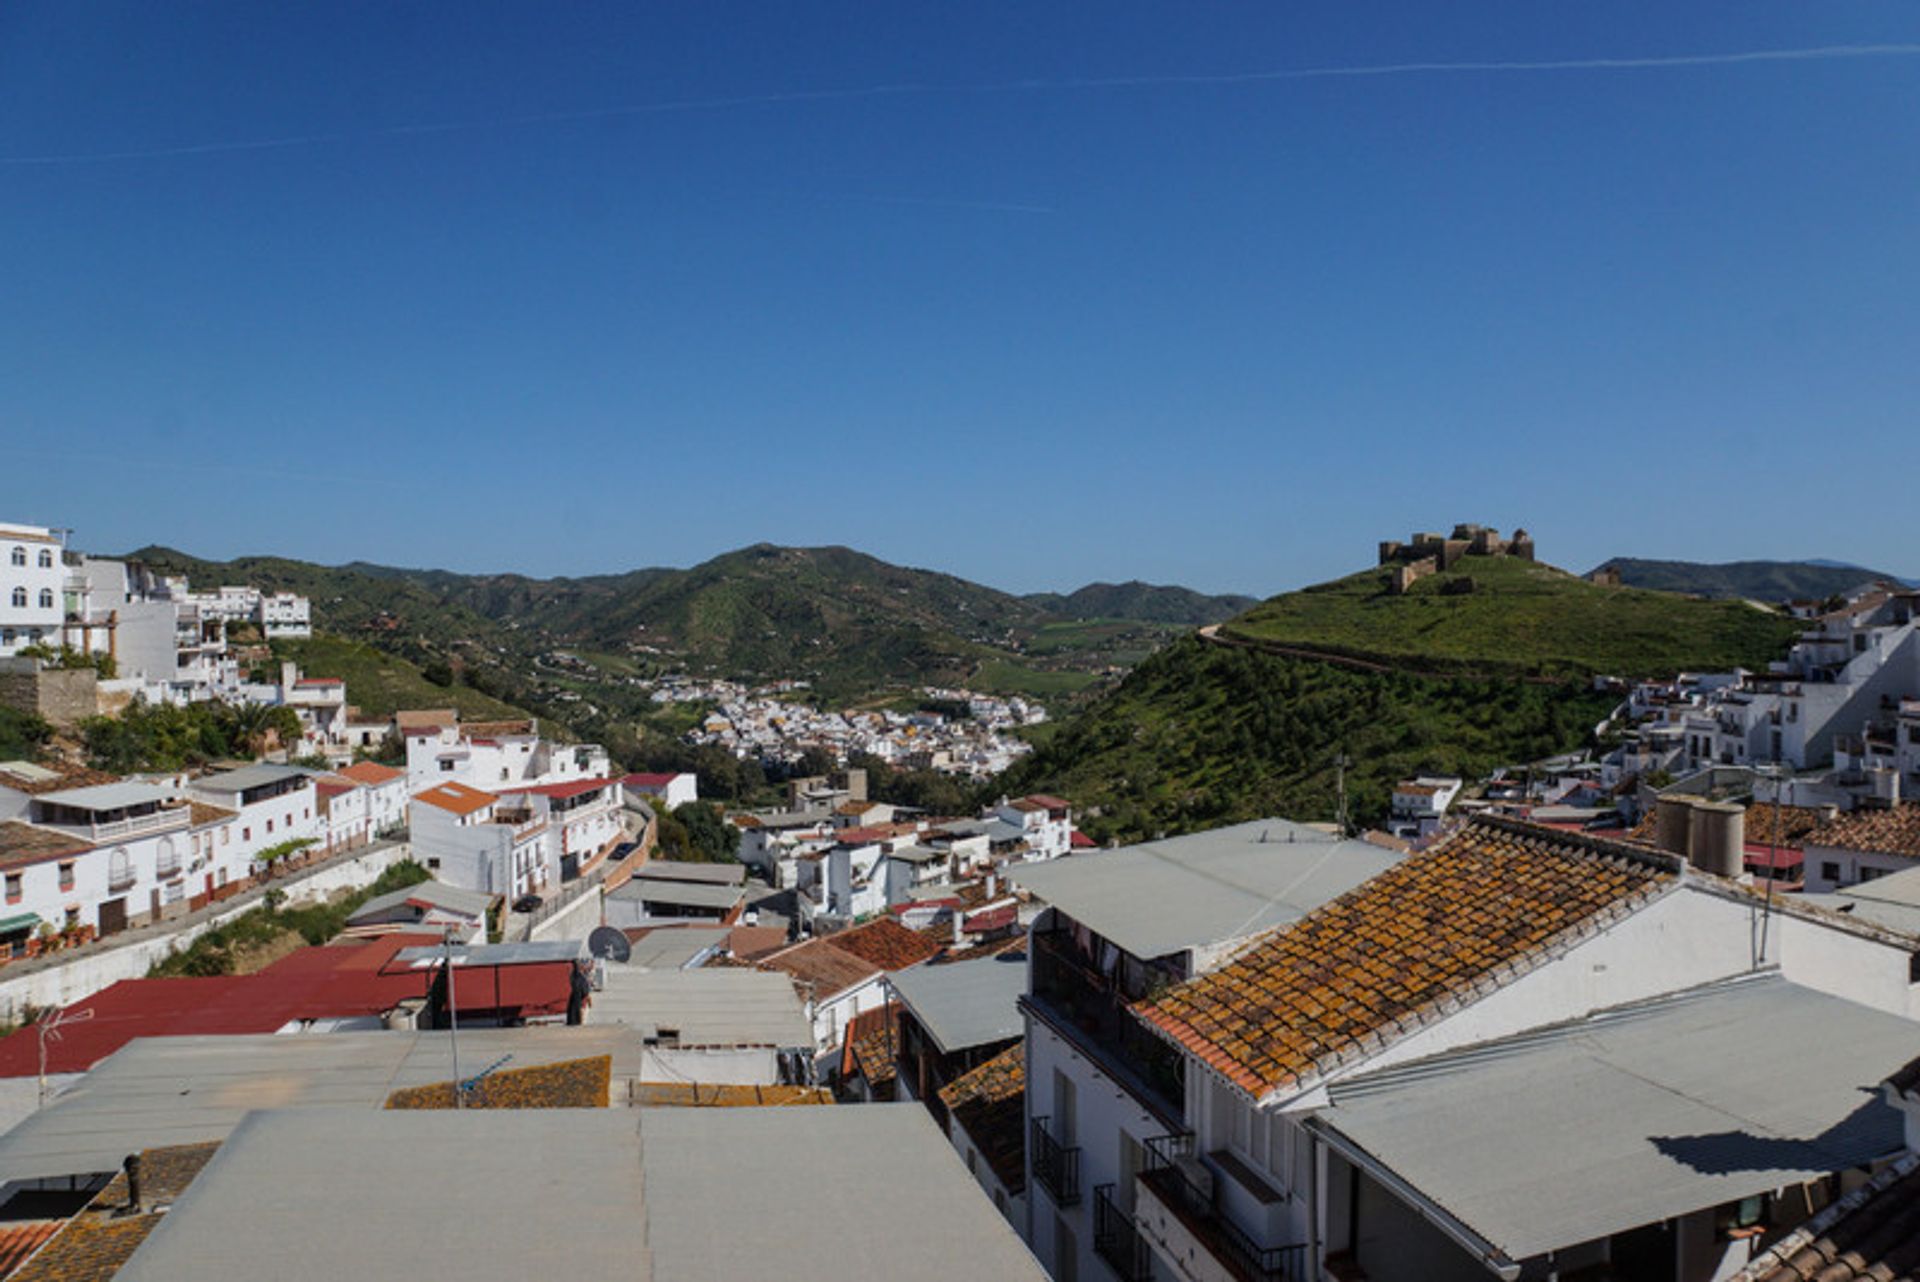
[1196,624,1575,686]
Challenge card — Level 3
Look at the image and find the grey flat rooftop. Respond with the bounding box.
[887,956,1025,1055]
[189,763,310,793]
[629,860,747,886]
[1839,863,1920,909]
[392,939,586,967]
[887,844,948,865]
[625,926,729,969]
[346,879,494,923]
[33,781,176,811]
[1313,975,1920,1264]
[1010,818,1406,960]
[593,966,812,1048]
[609,879,747,911]
[115,1104,1042,1282]
[0,1026,647,1183]
[1801,891,1920,937]
[118,1109,652,1282]
[643,1104,1046,1282]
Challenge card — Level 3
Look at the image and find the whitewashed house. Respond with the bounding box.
[408,781,552,900]
[0,523,65,657]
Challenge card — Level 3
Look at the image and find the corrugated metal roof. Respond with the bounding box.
[1010,818,1405,960]
[1314,975,1920,1263]
[346,880,495,924]
[392,939,585,967]
[189,764,310,794]
[886,956,1025,1055]
[610,879,746,911]
[628,861,747,886]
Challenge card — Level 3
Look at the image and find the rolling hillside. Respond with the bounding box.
[1008,554,1805,842]
[1226,555,1801,679]
[1021,581,1255,626]
[1594,557,1912,602]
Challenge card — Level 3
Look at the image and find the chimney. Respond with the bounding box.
[1654,795,1697,860]
[951,907,963,946]
[1687,801,1745,878]
[123,1152,144,1214]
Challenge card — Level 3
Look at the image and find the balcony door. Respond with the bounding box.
[1053,1068,1077,1146]
[1117,1132,1144,1214]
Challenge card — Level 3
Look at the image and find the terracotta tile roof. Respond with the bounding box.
[335,761,403,787]
[412,781,497,817]
[10,1141,223,1282]
[0,822,92,871]
[843,1003,902,1092]
[88,1142,221,1211]
[1808,803,1920,859]
[384,1054,611,1109]
[458,719,536,738]
[630,1082,833,1107]
[8,1216,159,1282]
[725,924,789,961]
[938,1041,1026,1194]
[827,918,944,971]
[1022,795,1071,811]
[0,1222,61,1278]
[758,937,881,1000]
[1737,1153,1920,1282]
[187,802,234,829]
[1626,803,1833,849]
[1133,816,1680,1098]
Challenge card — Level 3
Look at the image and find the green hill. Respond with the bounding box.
[1007,555,1806,842]
[1022,581,1256,626]
[1225,555,1800,679]
[270,635,536,722]
[1595,557,1911,603]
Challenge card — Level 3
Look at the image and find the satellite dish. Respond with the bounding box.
[588,926,631,964]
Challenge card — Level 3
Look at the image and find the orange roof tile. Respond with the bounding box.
[938,1041,1026,1193]
[827,918,944,971]
[0,1221,60,1278]
[1133,816,1679,1098]
[758,938,881,1000]
[412,782,497,817]
[336,761,404,787]
[1808,803,1920,860]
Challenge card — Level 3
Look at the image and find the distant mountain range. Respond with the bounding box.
[1593,557,1917,601]
[121,542,1250,712]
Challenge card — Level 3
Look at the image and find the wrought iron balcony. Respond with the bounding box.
[1139,1134,1307,1282]
[1094,1183,1155,1282]
[1030,1115,1082,1208]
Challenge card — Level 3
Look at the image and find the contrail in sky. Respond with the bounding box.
[3,42,1917,167]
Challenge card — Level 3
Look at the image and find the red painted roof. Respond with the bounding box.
[623,772,681,788]
[835,826,891,845]
[509,777,612,800]
[336,761,404,786]
[1070,830,1097,849]
[0,933,572,1077]
[294,677,344,686]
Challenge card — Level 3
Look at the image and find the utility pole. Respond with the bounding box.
[443,927,462,1109]
[1759,761,1784,965]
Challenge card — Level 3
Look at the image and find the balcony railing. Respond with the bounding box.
[1030,1115,1082,1208]
[1030,928,1187,1118]
[1094,1184,1155,1282]
[107,873,137,894]
[1140,1134,1307,1282]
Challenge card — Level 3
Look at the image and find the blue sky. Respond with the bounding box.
[2,4,1917,595]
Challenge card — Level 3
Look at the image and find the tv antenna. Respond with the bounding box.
[37,1005,94,1108]
[1333,752,1352,836]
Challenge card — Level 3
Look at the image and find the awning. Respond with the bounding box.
[0,913,42,935]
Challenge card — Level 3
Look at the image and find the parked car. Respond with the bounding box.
[611,841,638,862]
[511,894,543,914]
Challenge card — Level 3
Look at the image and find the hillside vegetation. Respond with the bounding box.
[1013,555,1806,840]
[1596,557,1912,602]
[1226,556,1801,679]
[271,635,536,722]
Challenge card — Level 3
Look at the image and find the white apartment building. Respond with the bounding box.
[1388,775,1462,840]
[0,523,65,657]
[333,761,408,836]
[0,767,196,938]
[314,774,374,854]
[1007,820,1407,1282]
[621,771,699,811]
[409,781,553,900]
[404,717,611,795]
[503,776,623,881]
[186,764,325,879]
[994,795,1074,861]
[1021,815,1920,1282]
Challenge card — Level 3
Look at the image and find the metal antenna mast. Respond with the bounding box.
[443,927,462,1108]
[1333,753,1351,836]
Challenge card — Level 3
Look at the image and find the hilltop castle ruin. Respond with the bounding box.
[1378,524,1534,594]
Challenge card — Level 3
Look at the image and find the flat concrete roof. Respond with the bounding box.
[0,1027,646,1183]
[643,1104,1047,1281]
[189,764,310,794]
[629,861,747,886]
[610,879,747,911]
[1010,818,1406,959]
[117,1108,652,1282]
[887,956,1025,1055]
[592,966,812,1049]
[34,781,176,812]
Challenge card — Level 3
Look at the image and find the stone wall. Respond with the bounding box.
[0,659,98,729]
